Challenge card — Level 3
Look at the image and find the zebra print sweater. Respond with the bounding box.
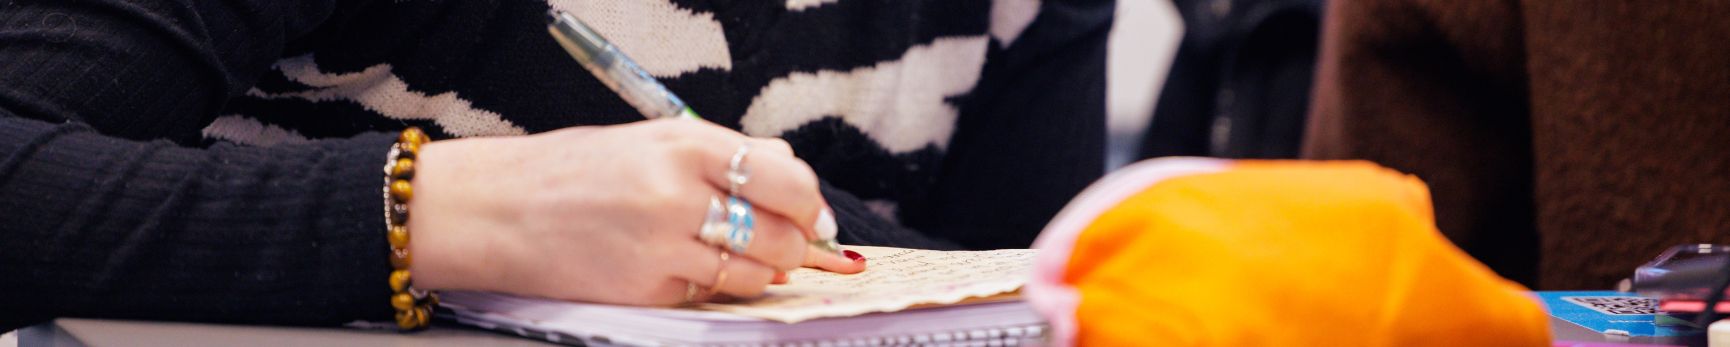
[0,0,1108,327]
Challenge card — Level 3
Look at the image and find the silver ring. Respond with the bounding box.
[699,196,729,246]
[697,196,754,253]
[726,143,751,195]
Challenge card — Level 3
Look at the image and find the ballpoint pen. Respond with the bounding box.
[546,10,699,120]
[546,10,845,256]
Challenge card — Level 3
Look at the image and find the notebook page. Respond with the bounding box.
[697,246,1036,323]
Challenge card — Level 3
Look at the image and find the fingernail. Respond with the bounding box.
[815,208,838,240]
[843,250,865,262]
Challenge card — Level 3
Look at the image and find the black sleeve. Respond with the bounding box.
[822,181,961,250]
[0,0,397,327]
[899,0,1112,249]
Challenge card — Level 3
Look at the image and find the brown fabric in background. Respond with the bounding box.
[1306,0,1730,289]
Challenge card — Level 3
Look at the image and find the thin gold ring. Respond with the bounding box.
[708,251,731,296]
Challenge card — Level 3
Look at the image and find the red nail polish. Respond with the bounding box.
[843,250,865,262]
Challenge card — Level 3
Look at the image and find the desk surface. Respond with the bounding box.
[15,316,1703,346]
[19,319,555,347]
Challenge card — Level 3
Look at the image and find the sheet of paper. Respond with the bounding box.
[697,246,1036,323]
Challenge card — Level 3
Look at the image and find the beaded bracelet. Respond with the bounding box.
[383,127,436,330]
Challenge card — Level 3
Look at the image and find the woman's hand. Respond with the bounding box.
[405,119,866,305]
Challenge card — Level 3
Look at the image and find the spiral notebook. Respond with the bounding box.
[440,246,1048,346]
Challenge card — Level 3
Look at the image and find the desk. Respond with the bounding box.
[17,319,553,347]
[15,316,1706,346]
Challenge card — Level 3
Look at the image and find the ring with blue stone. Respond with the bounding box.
[698,195,755,254]
[722,196,755,253]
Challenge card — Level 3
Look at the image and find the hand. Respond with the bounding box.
[404,119,866,306]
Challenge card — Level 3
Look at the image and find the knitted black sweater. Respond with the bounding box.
[0,0,1109,329]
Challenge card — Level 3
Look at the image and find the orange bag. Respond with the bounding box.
[1027,158,1550,346]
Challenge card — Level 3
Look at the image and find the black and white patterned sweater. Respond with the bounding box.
[0,0,1107,326]
[218,0,1110,249]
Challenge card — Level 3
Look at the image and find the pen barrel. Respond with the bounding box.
[547,11,695,120]
[600,60,690,120]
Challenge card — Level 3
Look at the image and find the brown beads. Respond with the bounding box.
[392,292,416,311]
[389,270,411,292]
[399,141,420,158]
[390,158,415,179]
[389,179,413,202]
[398,127,429,147]
[390,203,409,224]
[392,306,431,329]
[388,226,410,249]
[383,127,435,331]
[395,307,428,330]
[390,248,412,269]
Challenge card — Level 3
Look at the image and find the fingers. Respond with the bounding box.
[639,278,702,307]
[680,185,807,271]
[705,138,829,241]
[655,246,864,304]
[687,200,862,282]
[730,208,807,271]
[651,120,829,241]
[748,137,795,157]
[673,242,778,299]
[804,245,867,274]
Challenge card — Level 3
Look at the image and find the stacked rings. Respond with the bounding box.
[698,196,756,254]
[691,143,757,302]
[722,196,755,253]
[699,143,757,253]
[721,144,753,253]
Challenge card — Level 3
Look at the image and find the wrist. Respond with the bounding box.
[404,139,496,292]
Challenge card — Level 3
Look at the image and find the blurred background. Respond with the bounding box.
[1106,0,1323,171]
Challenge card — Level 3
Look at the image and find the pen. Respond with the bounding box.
[546,10,698,120]
[546,10,845,256]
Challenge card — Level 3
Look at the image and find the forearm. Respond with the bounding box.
[0,116,398,326]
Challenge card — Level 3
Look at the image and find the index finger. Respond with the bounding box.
[702,138,829,241]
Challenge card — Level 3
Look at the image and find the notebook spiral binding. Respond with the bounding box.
[447,310,1049,347]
